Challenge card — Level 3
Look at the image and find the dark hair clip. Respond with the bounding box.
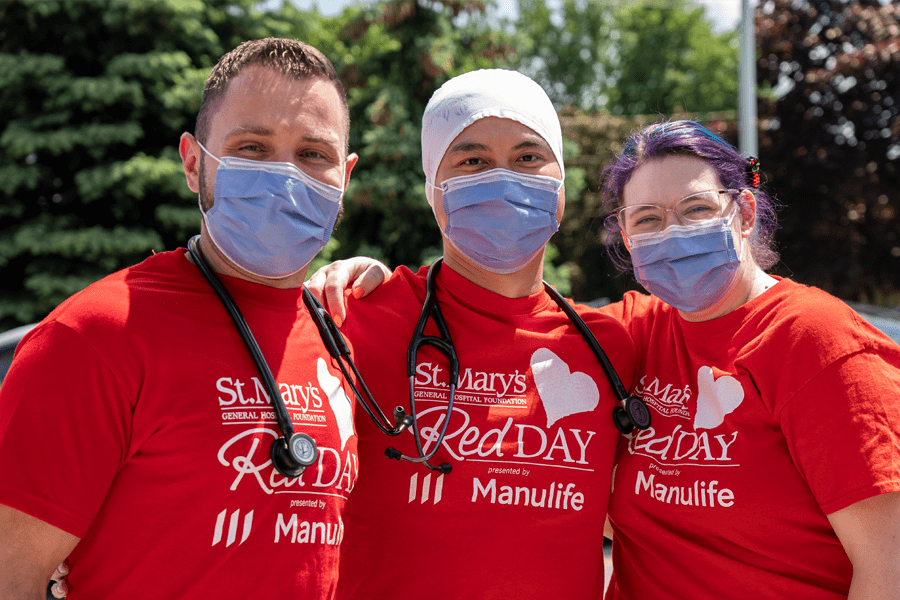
[747,157,760,188]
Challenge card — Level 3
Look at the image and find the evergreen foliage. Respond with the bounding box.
[0,0,286,329]
[5,0,894,329]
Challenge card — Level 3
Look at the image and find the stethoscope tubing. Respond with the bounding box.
[187,236,296,439]
[302,286,407,437]
[542,283,631,402]
[188,235,418,477]
[402,259,459,472]
[402,258,649,470]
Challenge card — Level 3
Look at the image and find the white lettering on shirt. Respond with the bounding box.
[472,477,584,511]
[634,470,734,507]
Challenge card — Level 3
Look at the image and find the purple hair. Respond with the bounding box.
[601,120,779,271]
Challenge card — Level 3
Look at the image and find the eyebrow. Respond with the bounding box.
[222,125,274,140]
[445,137,551,155]
[222,125,342,149]
[513,139,549,151]
[446,141,488,154]
[625,205,659,214]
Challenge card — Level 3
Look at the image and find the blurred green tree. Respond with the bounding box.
[605,0,739,116]
[281,0,540,279]
[0,0,294,329]
[513,0,614,109]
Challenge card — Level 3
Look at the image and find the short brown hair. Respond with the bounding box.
[195,37,349,150]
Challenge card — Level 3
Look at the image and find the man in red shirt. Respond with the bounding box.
[321,69,636,600]
[0,37,360,599]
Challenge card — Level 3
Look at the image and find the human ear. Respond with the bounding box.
[738,190,756,238]
[179,132,201,194]
[343,152,358,190]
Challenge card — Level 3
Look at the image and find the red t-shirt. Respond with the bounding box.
[335,264,636,600]
[0,250,359,599]
[601,279,900,599]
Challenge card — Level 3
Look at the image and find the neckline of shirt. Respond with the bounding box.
[173,248,307,310]
[675,276,790,339]
[435,262,554,316]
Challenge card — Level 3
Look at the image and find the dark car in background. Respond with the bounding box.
[0,323,37,385]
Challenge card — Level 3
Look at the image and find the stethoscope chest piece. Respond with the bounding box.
[613,395,652,434]
[271,432,320,478]
[187,235,322,480]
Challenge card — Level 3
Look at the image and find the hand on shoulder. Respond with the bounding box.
[305,257,392,325]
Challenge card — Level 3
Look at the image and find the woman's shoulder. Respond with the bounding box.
[753,278,898,357]
[596,290,670,325]
[764,279,867,328]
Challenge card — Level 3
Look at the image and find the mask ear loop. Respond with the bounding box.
[195,139,223,166]
[425,180,441,208]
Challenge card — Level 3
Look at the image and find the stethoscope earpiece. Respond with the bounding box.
[612,395,652,434]
[385,447,452,474]
[392,406,414,433]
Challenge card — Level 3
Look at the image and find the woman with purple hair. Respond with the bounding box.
[599,120,900,599]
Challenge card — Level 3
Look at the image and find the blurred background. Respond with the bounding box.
[0,0,898,333]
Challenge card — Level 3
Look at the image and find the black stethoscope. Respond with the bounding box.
[188,236,418,479]
[400,258,651,475]
[190,237,649,478]
[540,273,652,436]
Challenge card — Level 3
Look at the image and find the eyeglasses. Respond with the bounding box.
[614,189,740,238]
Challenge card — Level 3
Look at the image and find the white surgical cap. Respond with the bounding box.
[421,69,564,206]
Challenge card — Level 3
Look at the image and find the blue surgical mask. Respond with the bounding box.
[435,168,561,274]
[629,215,741,312]
[197,142,344,278]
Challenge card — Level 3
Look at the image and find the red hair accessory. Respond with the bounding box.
[747,157,760,188]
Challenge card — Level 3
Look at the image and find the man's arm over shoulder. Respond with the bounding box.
[0,503,78,600]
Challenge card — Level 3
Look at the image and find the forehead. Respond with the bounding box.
[445,117,550,155]
[623,155,723,207]
[208,66,346,150]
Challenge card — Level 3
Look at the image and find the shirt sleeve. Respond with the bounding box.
[0,321,133,537]
[779,347,900,515]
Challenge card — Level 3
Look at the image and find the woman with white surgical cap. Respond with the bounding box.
[323,69,637,599]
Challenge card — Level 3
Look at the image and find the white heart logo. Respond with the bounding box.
[530,348,600,427]
[693,366,744,430]
[316,358,355,450]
